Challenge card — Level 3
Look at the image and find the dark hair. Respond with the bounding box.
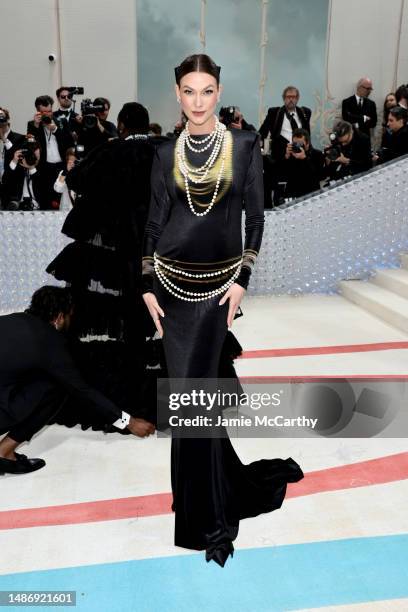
[56,87,70,98]
[283,86,300,99]
[35,95,54,110]
[333,120,353,137]
[292,128,310,143]
[0,107,10,121]
[383,92,396,125]
[395,84,408,104]
[117,102,149,133]
[94,97,110,110]
[149,122,162,135]
[26,286,74,323]
[389,105,408,124]
[174,54,221,85]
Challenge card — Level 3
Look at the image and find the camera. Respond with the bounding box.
[67,87,84,97]
[324,132,342,161]
[219,106,238,128]
[20,138,38,166]
[374,147,389,162]
[41,114,52,126]
[0,112,8,125]
[291,142,304,154]
[19,197,34,211]
[80,98,105,129]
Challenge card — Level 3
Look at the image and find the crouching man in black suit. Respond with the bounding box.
[0,286,155,475]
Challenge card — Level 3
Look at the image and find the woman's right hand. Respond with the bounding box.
[143,292,165,337]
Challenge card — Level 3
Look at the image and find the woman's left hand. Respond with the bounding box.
[219,283,245,328]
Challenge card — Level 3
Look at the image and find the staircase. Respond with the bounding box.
[339,254,408,333]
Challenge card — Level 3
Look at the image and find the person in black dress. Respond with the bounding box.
[142,54,304,567]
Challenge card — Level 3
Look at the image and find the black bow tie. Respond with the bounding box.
[59,110,70,116]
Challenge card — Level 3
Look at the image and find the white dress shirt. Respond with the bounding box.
[44,127,62,163]
[280,109,301,142]
[112,411,131,429]
[0,128,12,179]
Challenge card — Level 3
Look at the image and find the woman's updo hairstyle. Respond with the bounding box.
[174,54,221,85]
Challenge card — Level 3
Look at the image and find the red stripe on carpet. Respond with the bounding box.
[240,341,408,359]
[1,452,407,531]
[239,375,408,382]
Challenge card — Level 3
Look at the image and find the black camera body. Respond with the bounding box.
[67,86,84,97]
[324,132,342,161]
[81,99,105,129]
[20,138,38,166]
[41,114,52,126]
[219,106,238,127]
[291,142,304,154]
[0,112,8,125]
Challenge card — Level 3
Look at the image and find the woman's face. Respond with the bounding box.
[175,71,220,131]
[386,94,397,109]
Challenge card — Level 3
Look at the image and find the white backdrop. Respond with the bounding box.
[0,0,138,133]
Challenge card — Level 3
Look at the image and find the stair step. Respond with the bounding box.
[372,268,408,299]
[339,280,408,333]
[401,253,408,271]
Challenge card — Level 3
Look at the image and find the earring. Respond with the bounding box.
[177,97,181,104]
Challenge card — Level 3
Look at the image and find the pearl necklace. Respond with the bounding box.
[185,118,220,153]
[177,123,227,217]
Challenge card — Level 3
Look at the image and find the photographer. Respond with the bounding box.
[1,137,49,210]
[325,120,372,181]
[280,128,326,198]
[0,107,24,179]
[27,95,74,205]
[53,86,81,139]
[219,106,256,131]
[53,147,78,211]
[374,106,408,164]
[77,97,118,153]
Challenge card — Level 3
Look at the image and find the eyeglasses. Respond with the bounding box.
[59,95,70,99]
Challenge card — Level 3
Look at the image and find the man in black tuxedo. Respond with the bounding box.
[0,286,155,475]
[342,78,377,141]
[27,95,74,207]
[259,85,312,161]
[325,120,372,181]
[280,128,326,199]
[77,97,118,153]
[1,138,50,210]
[0,107,24,173]
[374,106,408,164]
[53,86,81,137]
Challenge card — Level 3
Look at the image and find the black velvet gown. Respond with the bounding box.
[142,128,303,564]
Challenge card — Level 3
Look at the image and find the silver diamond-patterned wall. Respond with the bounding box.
[248,156,408,295]
[1,157,408,312]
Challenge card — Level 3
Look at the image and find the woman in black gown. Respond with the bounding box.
[142,54,303,566]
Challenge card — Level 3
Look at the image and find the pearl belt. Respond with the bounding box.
[153,253,242,302]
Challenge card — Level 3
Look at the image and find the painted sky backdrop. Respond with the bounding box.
[137,0,329,142]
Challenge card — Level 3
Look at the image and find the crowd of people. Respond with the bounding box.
[1,79,408,212]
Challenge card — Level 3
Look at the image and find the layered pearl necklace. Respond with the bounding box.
[177,116,227,217]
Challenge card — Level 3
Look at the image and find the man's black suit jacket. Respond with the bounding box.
[26,120,74,162]
[0,312,122,432]
[341,96,377,135]
[1,163,49,209]
[2,130,25,168]
[259,105,312,160]
[53,109,80,135]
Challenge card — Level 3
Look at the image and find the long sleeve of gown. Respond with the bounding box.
[142,148,172,294]
[235,134,265,290]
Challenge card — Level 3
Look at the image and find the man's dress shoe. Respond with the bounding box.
[0,453,45,474]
